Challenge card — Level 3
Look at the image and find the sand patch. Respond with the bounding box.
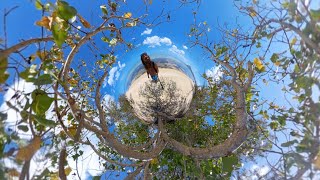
[126,68,194,123]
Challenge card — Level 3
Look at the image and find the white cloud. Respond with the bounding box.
[102,94,114,107]
[141,28,152,35]
[251,165,270,177]
[183,45,188,50]
[0,80,36,139]
[142,36,172,47]
[105,61,126,87]
[205,65,223,82]
[169,45,185,55]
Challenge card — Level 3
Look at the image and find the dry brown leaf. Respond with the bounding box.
[36,16,51,30]
[77,14,91,28]
[7,168,20,177]
[16,136,41,161]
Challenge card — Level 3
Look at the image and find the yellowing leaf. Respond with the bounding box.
[36,16,51,30]
[68,78,78,86]
[248,7,257,17]
[290,37,297,46]
[253,57,264,70]
[77,14,91,28]
[150,158,158,165]
[35,0,43,10]
[124,12,132,18]
[314,155,320,170]
[250,11,257,17]
[274,61,281,66]
[36,50,47,61]
[65,167,72,176]
[16,136,41,161]
[68,125,77,137]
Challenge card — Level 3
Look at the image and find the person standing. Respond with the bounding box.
[140,53,159,82]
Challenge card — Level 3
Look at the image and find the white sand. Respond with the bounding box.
[126,68,194,123]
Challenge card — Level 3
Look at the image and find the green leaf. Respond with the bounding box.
[0,57,9,83]
[101,37,110,43]
[33,74,53,85]
[269,121,278,130]
[31,89,54,115]
[111,2,117,12]
[100,5,108,15]
[57,1,77,20]
[0,73,9,84]
[92,176,101,180]
[0,57,8,72]
[270,53,279,63]
[281,140,298,147]
[222,155,238,176]
[20,66,38,82]
[17,125,29,132]
[0,112,7,121]
[310,9,320,21]
[33,115,56,127]
[35,0,43,10]
[52,24,67,48]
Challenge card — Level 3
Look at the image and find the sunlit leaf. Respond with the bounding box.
[65,167,72,176]
[68,78,78,86]
[68,125,77,137]
[52,24,67,48]
[31,89,54,115]
[253,57,264,70]
[290,37,297,47]
[57,1,77,20]
[35,0,43,10]
[125,22,135,27]
[124,12,132,18]
[109,38,117,46]
[101,37,110,43]
[36,50,48,61]
[100,5,108,15]
[20,66,38,82]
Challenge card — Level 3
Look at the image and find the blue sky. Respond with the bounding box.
[0,0,250,101]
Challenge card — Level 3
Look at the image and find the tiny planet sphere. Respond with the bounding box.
[126,58,195,123]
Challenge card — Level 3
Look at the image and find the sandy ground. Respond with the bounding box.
[126,68,194,123]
